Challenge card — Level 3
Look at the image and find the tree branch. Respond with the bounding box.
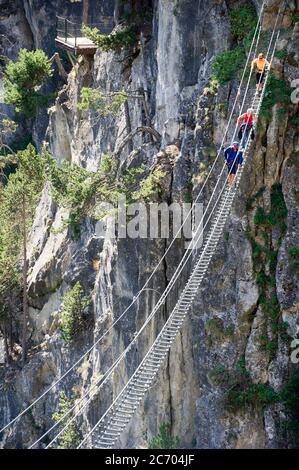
[114,126,161,157]
[49,52,68,82]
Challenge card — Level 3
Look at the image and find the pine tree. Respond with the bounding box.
[0,144,46,363]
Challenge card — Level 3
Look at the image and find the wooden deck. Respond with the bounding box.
[55,15,114,56]
[55,36,97,55]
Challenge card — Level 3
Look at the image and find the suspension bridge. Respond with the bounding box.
[0,1,285,449]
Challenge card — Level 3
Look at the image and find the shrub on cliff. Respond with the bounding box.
[230,4,258,42]
[52,391,81,449]
[4,49,53,116]
[82,25,136,52]
[78,87,128,115]
[212,47,245,85]
[211,4,258,85]
[148,422,180,449]
[0,144,47,363]
[59,282,90,342]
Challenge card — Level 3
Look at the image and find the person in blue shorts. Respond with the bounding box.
[224,141,244,187]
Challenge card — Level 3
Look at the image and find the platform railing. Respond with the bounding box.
[56,16,115,47]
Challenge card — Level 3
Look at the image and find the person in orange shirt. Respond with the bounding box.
[251,53,271,93]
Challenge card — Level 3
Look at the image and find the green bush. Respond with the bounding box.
[82,25,136,51]
[205,318,224,336]
[260,73,292,121]
[133,168,166,201]
[59,282,90,342]
[254,185,287,233]
[211,360,278,410]
[225,324,235,337]
[211,5,257,85]
[288,248,299,277]
[148,422,180,449]
[52,391,81,449]
[268,184,288,232]
[275,49,288,60]
[47,149,162,235]
[254,206,268,226]
[256,271,275,289]
[224,360,278,410]
[249,184,289,360]
[78,87,128,115]
[227,383,279,409]
[208,365,231,386]
[246,186,266,211]
[4,49,53,116]
[212,47,245,85]
[291,115,299,126]
[205,318,234,339]
[230,5,258,42]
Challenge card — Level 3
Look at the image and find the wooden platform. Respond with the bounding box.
[55,37,97,55]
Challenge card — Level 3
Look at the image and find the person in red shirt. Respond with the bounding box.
[237,108,257,150]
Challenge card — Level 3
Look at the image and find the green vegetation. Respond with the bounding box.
[212,47,245,85]
[59,282,90,342]
[230,4,258,42]
[254,184,288,233]
[148,422,180,449]
[227,381,279,409]
[246,186,266,211]
[288,248,299,277]
[225,324,235,337]
[205,318,234,339]
[210,359,278,410]
[78,88,128,115]
[275,49,288,61]
[0,144,47,362]
[256,270,275,289]
[205,318,224,337]
[291,15,299,24]
[247,184,289,359]
[0,139,167,360]
[290,114,299,126]
[52,391,81,449]
[47,157,95,237]
[82,25,136,52]
[260,72,292,121]
[208,365,231,386]
[3,49,53,116]
[46,152,163,237]
[211,361,299,447]
[133,168,166,201]
[211,5,257,85]
[280,368,299,447]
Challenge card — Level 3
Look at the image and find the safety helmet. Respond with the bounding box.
[247,108,254,114]
[258,53,264,58]
[233,141,239,147]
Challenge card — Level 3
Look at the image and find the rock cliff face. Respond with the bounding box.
[0,0,298,449]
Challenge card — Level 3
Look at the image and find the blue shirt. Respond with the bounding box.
[224,146,243,166]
